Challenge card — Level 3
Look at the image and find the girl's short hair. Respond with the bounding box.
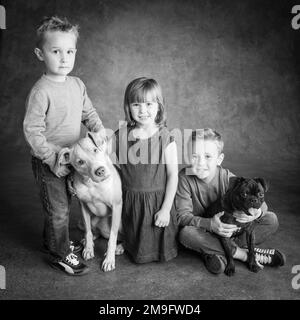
[123,77,167,127]
[190,128,224,154]
[36,16,79,48]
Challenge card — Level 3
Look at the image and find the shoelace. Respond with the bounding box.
[254,248,275,255]
[65,253,79,266]
[70,241,75,251]
[255,253,272,265]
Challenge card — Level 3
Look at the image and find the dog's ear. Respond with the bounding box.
[228,176,245,190]
[87,130,108,150]
[223,177,246,212]
[57,147,72,166]
[254,177,268,192]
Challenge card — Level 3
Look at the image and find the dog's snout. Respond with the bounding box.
[95,166,106,177]
[250,197,262,209]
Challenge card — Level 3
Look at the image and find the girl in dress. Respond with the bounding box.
[115,77,178,263]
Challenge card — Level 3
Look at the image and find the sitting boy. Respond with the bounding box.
[175,128,285,274]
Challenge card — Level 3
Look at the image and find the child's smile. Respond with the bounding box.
[191,140,224,183]
[130,92,159,127]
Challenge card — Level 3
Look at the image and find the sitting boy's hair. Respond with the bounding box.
[190,128,224,154]
[36,16,79,48]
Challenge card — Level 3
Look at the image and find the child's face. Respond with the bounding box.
[190,139,224,183]
[129,91,159,127]
[35,31,77,81]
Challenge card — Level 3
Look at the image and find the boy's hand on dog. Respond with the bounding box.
[210,212,239,237]
[51,163,71,178]
[154,209,170,227]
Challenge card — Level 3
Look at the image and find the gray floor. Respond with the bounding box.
[0,151,299,300]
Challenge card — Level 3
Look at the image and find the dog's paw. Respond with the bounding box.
[101,255,115,272]
[82,245,94,261]
[248,262,261,273]
[224,264,235,277]
[115,243,124,255]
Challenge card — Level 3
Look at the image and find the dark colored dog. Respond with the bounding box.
[206,177,268,276]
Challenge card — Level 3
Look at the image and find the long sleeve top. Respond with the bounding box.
[175,166,235,231]
[23,75,104,169]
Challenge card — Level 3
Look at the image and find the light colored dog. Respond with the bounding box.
[57,131,123,272]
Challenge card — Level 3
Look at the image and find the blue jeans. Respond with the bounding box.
[179,211,279,259]
[32,157,72,261]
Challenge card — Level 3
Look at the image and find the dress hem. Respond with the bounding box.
[125,245,178,264]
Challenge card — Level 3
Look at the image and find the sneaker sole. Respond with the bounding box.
[50,262,90,276]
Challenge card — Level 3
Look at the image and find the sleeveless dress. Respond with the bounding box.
[115,125,178,263]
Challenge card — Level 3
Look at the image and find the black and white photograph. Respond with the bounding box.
[0,0,299,306]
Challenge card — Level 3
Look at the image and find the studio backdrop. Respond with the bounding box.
[0,0,299,164]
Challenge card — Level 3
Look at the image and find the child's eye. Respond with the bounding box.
[53,50,59,54]
[67,50,74,54]
[94,148,98,153]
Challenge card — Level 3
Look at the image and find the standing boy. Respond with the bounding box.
[23,16,104,275]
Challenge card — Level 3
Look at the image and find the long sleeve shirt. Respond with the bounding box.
[175,166,235,231]
[23,75,104,169]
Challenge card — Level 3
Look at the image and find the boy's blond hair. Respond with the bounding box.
[190,128,224,155]
[36,16,79,49]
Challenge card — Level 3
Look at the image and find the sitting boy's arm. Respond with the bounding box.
[261,201,268,214]
[80,81,104,133]
[23,89,59,170]
[175,175,211,230]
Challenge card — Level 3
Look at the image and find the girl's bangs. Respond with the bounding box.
[129,85,158,104]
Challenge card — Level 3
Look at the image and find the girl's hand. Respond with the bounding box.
[210,212,239,237]
[154,209,170,228]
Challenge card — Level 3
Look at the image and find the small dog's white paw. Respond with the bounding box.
[115,243,124,255]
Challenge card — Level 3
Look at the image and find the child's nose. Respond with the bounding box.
[60,52,67,62]
[197,156,206,166]
[139,104,147,113]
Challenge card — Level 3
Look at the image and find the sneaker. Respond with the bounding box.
[70,240,84,254]
[50,253,89,276]
[203,253,226,274]
[42,240,83,255]
[254,247,286,267]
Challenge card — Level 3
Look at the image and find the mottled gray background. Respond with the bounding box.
[0,0,300,301]
[0,0,299,163]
